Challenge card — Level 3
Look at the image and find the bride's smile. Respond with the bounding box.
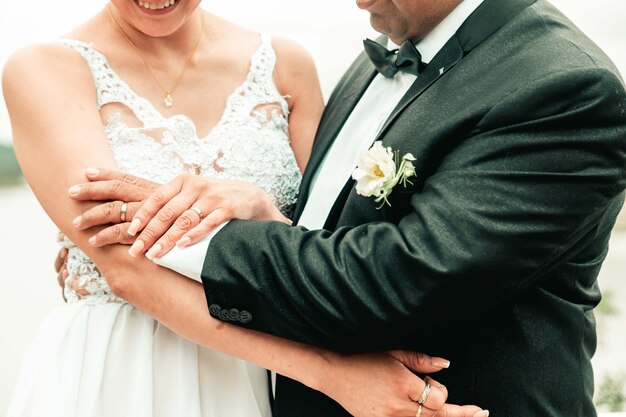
[108,0,202,38]
[135,0,179,14]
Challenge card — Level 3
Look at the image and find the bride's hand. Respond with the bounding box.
[69,168,285,254]
[69,168,160,246]
[320,350,487,417]
[119,173,288,259]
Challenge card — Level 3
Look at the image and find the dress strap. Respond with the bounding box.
[57,38,162,126]
[241,34,289,116]
[249,34,276,83]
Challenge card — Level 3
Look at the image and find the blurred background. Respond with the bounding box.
[0,0,625,414]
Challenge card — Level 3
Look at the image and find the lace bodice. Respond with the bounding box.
[59,36,301,305]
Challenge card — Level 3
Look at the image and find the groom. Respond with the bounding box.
[69,0,626,415]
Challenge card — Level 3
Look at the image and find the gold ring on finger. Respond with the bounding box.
[416,404,422,417]
[189,206,203,221]
[418,383,431,405]
[120,202,128,223]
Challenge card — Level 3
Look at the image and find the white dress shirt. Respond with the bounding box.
[155,0,485,280]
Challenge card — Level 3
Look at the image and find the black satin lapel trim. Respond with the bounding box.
[320,37,465,229]
[374,35,465,144]
[294,55,378,222]
[457,0,537,52]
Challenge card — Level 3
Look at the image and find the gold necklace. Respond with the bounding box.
[106,5,205,108]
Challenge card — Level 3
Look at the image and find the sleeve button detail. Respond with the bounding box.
[239,311,252,324]
[219,309,231,321]
[209,304,221,317]
[228,308,240,321]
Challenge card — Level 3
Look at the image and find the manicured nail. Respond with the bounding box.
[68,185,80,196]
[86,167,99,177]
[474,411,489,417]
[128,240,145,257]
[88,236,96,246]
[431,358,450,369]
[73,216,82,228]
[177,236,192,247]
[127,218,142,236]
[145,244,162,260]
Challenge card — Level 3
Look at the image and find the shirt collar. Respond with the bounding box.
[388,0,484,64]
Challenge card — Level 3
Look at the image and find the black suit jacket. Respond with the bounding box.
[201,0,626,415]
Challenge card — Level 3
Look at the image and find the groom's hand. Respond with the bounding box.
[322,350,488,417]
[69,168,160,246]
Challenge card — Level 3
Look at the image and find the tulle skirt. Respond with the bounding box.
[6,301,271,417]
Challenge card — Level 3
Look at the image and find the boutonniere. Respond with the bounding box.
[351,141,416,208]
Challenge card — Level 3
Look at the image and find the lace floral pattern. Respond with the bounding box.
[59,36,301,305]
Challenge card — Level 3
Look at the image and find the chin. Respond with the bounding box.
[369,15,390,35]
[369,19,400,43]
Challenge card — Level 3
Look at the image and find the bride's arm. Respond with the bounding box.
[3,44,483,417]
[103,252,463,417]
[3,44,123,258]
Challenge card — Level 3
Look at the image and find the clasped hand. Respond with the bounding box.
[69,167,289,257]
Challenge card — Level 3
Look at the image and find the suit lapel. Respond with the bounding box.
[457,0,536,51]
[294,54,377,221]
[376,36,465,143]
[319,36,465,229]
[295,0,538,227]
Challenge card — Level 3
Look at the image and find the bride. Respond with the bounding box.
[2,1,483,416]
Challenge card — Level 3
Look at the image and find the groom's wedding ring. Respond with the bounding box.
[416,405,423,417]
[189,207,203,221]
[418,383,431,405]
[120,202,128,223]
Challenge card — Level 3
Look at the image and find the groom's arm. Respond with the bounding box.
[199,67,626,351]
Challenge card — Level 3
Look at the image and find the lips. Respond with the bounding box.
[135,0,177,12]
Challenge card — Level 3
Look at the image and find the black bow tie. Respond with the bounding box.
[363,39,426,78]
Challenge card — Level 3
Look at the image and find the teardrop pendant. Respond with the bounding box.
[163,92,174,108]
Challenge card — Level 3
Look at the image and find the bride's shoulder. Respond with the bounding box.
[2,42,98,112]
[3,42,92,84]
[270,36,316,69]
[4,40,90,70]
[2,42,95,96]
[270,37,320,100]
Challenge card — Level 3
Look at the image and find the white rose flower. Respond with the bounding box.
[351,142,417,208]
[352,141,396,197]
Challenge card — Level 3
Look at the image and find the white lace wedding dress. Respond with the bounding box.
[7,34,301,417]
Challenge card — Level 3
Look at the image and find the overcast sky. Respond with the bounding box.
[1,0,625,143]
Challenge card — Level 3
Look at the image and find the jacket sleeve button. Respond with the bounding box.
[209,304,221,317]
[228,309,240,321]
[219,309,231,321]
[239,311,252,324]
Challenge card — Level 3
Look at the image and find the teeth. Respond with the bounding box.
[137,0,176,10]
